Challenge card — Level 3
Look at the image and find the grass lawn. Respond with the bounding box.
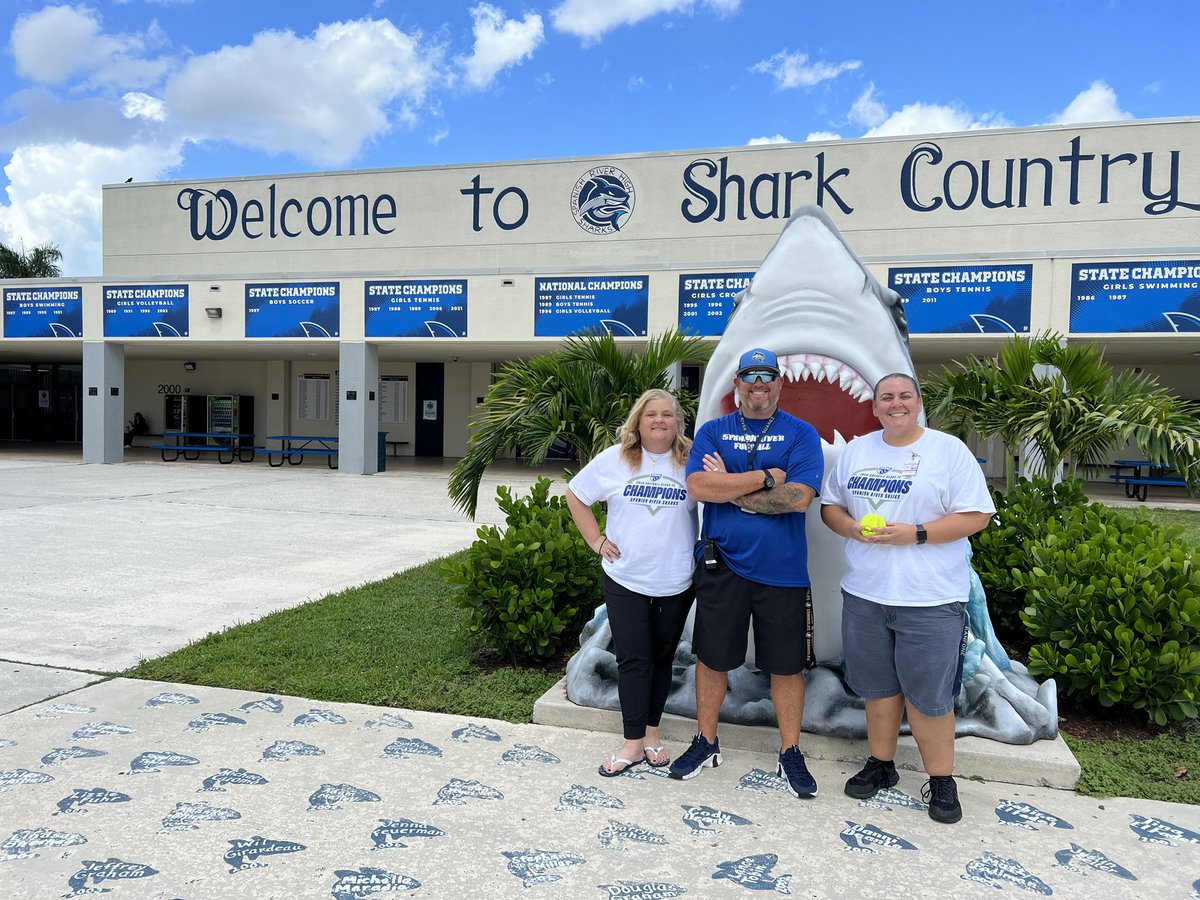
[1064,721,1199,804]
[1129,505,1200,548]
[123,554,562,723]
[121,504,1200,803]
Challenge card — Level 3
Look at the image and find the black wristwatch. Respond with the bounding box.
[761,468,775,490]
[915,524,928,545]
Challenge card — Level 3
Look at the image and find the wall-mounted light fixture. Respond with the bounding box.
[183,361,197,372]
[204,307,223,319]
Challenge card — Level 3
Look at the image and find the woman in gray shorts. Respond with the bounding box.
[820,374,994,824]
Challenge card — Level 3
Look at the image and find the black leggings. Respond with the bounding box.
[603,573,694,740]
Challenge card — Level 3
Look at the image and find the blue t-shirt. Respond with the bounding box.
[686,410,823,587]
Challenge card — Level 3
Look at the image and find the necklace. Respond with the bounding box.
[644,449,671,468]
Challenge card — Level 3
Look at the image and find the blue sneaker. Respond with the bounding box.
[668,733,722,780]
[777,745,817,797]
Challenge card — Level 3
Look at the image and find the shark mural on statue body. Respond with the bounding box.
[566,204,1058,744]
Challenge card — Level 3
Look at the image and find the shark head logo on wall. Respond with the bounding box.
[571,166,635,234]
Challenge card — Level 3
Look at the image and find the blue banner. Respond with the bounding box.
[3,286,83,338]
[678,272,753,336]
[364,279,467,337]
[245,282,340,338]
[534,276,648,337]
[103,285,189,337]
[1070,260,1200,333]
[888,265,1032,334]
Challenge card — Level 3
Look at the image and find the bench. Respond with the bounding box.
[1109,473,1188,502]
[128,432,164,448]
[386,440,409,457]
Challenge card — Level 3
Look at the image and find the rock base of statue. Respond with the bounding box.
[564,605,1059,745]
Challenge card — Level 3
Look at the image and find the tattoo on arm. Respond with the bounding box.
[735,482,815,514]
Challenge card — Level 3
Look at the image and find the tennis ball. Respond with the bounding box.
[859,513,887,536]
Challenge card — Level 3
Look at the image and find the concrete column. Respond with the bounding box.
[664,362,682,390]
[265,359,288,438]
[338,341,379,474]
[82,341,125,464]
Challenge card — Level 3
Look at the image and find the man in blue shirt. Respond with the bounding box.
[670,348,824,797]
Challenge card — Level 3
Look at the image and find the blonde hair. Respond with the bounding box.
[618,388,692,470]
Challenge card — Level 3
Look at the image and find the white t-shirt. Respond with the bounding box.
[821,428,995,607]
[568,443,698,597]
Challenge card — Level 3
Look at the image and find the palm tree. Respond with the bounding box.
[0,241,63,278]
[447,328,711,518]
[923,333,1200,493]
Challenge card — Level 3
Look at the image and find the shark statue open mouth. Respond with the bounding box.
[698,204,921,664]
[566,205,1058,745]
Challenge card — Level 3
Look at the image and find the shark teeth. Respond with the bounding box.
[777,353,873,403]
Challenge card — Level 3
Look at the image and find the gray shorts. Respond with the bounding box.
[841,590,968,718]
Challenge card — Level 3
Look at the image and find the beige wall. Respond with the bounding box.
[102,119,1200,278]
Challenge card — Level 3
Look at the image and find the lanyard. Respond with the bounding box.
[738,412,776,469]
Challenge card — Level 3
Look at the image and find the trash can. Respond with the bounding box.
[377,431,388,472]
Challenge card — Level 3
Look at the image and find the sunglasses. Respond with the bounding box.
[738,370,778,383]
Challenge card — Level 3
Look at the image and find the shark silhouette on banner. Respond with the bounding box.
[566,204,1058,744]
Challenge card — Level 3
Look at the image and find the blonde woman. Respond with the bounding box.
[566,389,698,776]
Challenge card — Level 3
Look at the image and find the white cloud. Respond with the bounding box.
[0,141,183,275]
[1050,80,1131,125]
[164,19,445,166]
[862,102,1010,137]
[804,131,841,142]
[747,134,791,145]
[848,83,886,129]
[10,4,170,89]
[627,75,647,92]
[551,0,740,42]
[458,3,544,90]
[750,49,860,90]
[122,92,167,122]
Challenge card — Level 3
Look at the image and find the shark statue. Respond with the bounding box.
[566,204,1058,744]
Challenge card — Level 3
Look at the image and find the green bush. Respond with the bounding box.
[970,477,1089,651]
[1014,504,1200,725]
[440,477,602,663]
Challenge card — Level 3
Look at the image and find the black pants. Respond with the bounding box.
[603,573,694,740]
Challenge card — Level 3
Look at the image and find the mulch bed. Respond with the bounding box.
[1056,695,1166,742]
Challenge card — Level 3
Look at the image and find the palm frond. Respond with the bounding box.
[447,328,712,517]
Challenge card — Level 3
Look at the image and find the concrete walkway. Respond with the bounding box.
[1,447,1198,899]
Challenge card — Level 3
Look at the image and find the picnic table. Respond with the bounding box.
[151,432,257,464]
[1108,460,1187,501]
[266,435,339,469]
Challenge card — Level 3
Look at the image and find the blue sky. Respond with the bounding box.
[0,0,1195,275]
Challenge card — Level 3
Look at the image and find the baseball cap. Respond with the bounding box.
[736,348,780,375]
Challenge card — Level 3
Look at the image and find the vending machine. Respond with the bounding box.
[206,395,254,447]
[163,393,207,433]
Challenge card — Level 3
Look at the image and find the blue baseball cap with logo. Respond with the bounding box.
[736,348,780,376]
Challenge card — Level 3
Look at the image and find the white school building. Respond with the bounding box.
[1,116,1197,472]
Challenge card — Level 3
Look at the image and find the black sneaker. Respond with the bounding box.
[668,733,722,780]
[921,775,962,824]
[844,756,899,800]
[777,745,817,797]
